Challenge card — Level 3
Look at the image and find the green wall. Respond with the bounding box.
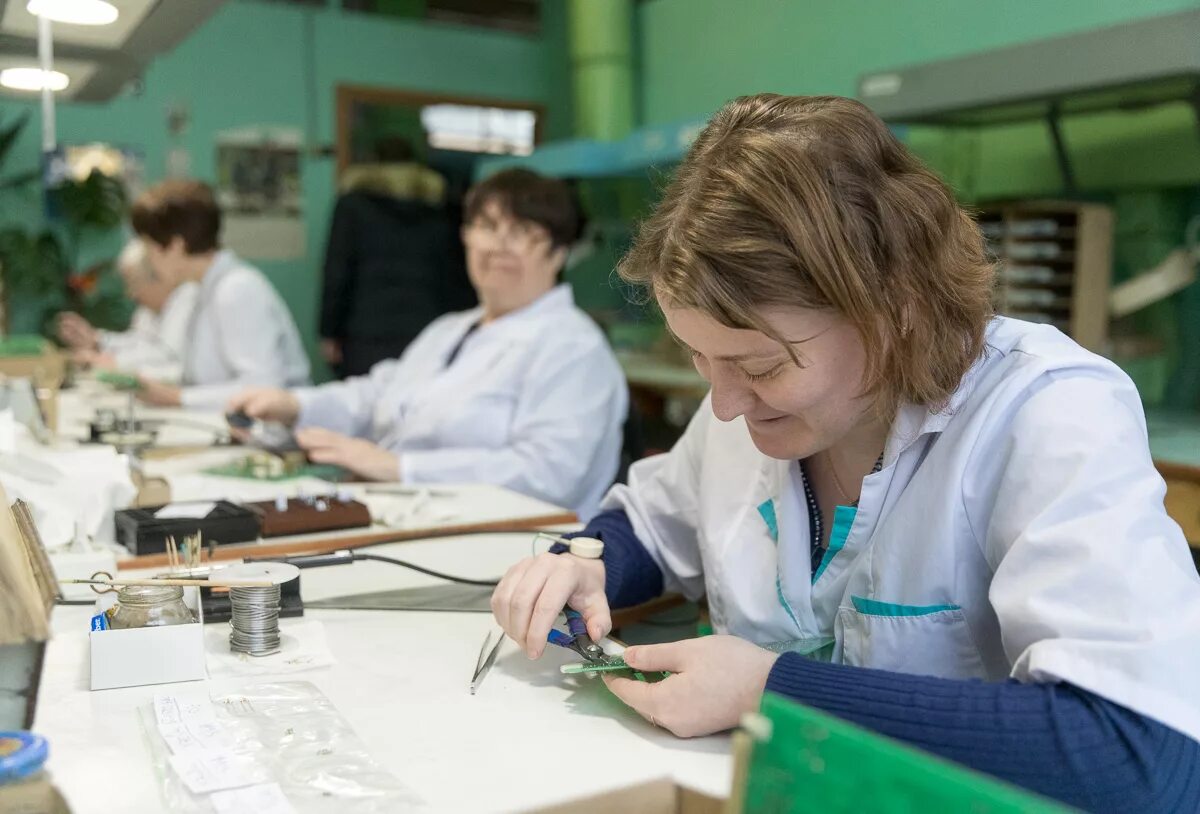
[632,0,1200,408]
[638,0,1200,126]
[0,0,561,376]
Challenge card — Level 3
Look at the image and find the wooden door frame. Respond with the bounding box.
[335,84,546,175]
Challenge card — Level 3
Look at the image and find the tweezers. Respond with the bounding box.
[470,630,505,695]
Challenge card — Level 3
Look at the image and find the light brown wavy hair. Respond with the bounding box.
[619,94,994,416]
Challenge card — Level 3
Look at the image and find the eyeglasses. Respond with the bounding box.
[464,219,550,251]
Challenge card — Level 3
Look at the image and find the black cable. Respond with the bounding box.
[341,526,569,552]
[350,552,499,587]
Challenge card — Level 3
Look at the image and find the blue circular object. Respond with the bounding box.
[0,731,48,784]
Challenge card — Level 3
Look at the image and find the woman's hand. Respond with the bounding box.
[57,312,98,350]
[225,388,300,424]
[603,636,779,738]
[71,348,116,370]
[136,377,181,407]
[491,551,609,659]
[294,427,399,481]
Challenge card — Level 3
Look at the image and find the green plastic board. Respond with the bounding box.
[745,692,1073,813]
[0,336,48,357]
[95,370,141,390]
[202,461,349,483]
[562,656,669,683]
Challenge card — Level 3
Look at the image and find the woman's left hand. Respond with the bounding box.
[295,427,400,481]
[136,377,181,407]
[603,635,779,738]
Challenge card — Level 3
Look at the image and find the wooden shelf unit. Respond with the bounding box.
[978,201,1114,352]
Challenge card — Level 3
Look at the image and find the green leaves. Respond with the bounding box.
[50,170,127,229]
[0,228,68,296]
[0,111,37,193]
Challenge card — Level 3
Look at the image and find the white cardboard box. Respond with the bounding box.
[89,587,207,690]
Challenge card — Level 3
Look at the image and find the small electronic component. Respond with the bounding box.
[224,410,254,429]
[95,370,141,391]
[203,452,345,482]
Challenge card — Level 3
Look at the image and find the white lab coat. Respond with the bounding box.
[98,281,198,382]
[180,251,310,409]
[293,284,628,519]
[603,316,1200,743]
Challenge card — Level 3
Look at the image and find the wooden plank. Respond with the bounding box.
[1165,478,1200,549]
[117,511,579,570]
[1156,459,1200,483]
[1070,205,1114,352]
[1157,459,1200,549]
[1109,248,1197,319]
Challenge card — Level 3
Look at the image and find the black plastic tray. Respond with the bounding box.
[114,500,261,556]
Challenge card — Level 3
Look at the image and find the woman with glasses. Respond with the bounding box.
[228,169,628,520]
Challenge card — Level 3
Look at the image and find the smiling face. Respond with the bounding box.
[663,301,873,460]
[462,199,568,321]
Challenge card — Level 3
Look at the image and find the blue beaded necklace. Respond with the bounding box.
[801,452,884,574]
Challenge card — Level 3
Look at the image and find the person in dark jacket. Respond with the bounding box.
[320,138,475,378]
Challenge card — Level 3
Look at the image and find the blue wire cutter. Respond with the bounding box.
[546,608,607,663]
[549,609,669,682]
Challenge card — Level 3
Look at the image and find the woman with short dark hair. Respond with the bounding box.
[229,169,627,520]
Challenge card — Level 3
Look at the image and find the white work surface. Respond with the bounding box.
[44,388,576,564]
[55,382,229,447]
[35,533,730,813]
[35,388,727,810]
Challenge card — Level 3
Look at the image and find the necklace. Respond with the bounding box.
[824,448,854,504]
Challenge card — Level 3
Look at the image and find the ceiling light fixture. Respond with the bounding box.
[0,67,70,92]
[25,0,119,26]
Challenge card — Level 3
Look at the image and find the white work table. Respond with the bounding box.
[35,533,730,813]
[31,395,731,813]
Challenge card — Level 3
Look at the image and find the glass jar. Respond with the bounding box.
[108,585,194,629]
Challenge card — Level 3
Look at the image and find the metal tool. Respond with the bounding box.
[547,608,606,663]
[471,629,504,695]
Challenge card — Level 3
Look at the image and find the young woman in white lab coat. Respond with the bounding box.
[130,180,311,409]
[229,170,628,520]
[491,95,1200,810]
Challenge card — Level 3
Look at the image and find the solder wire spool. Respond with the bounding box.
[220,562,300,657]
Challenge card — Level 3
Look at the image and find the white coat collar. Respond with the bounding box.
[470,283,576,336]
[197,250,240,295]
[885,319,1002,463]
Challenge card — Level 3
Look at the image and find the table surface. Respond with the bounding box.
[48,388,577,568]
[35,532,731,814]
[33,383,1200,811]
[26,388,730,812]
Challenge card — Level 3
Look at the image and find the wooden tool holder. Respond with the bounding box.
[978,201,1113,352]
[245,496,372,538]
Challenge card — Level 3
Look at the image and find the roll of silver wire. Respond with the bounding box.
[229,584,282,656]
[218,562,300,657]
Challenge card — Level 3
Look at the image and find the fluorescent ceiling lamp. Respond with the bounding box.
[26,0,119,25]
[0,67,70,91]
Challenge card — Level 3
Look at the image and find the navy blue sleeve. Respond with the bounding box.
[554,509,664,609]
[766,654,1200,812]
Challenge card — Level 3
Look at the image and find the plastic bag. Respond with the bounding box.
[140,681,423,813]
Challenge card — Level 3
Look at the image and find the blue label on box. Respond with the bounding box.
[90,613,108,631]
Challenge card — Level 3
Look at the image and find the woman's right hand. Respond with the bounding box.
[225,388,301,425]
[491,551,610,659]
[57,312,98,350]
